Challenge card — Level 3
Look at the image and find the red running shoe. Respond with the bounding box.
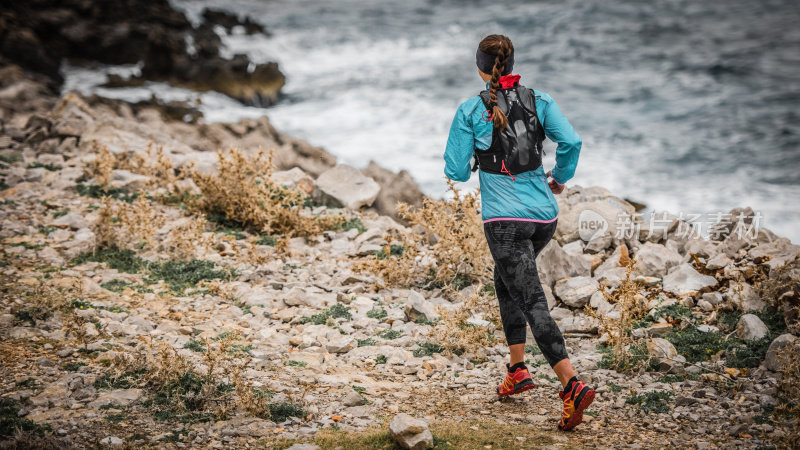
[558,380,595,431]
[496,364,535,397]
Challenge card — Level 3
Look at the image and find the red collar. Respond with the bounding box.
[499,74,521,89]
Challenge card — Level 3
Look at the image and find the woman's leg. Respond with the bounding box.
[493,265,528,364]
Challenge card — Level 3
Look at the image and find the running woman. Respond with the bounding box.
[443,34,594,431]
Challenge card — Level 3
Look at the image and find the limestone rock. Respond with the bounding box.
[727,282,765,312]
[662,264,717,295]
[313,164,380,210]
[647,338,678,361]
[361,161,424,220]
[536,240,591,289]
[404,292,440,323]
[389,413,433,450]
[272,167,314,195]
[634,242,682,278]
[554,277,599,308]
[736,314,769,341]
[763,334,798,372]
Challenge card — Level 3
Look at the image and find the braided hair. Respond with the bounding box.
[478,34,514,131]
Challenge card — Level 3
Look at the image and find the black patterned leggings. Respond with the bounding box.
[484,220,568,368]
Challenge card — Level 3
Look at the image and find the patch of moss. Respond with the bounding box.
[357,338,377,347]
[626,390,674,413]
[76,183,138,202]
[256,235,277,246]
[268,401,306,423]
[146,259,235,293]
[283,360,307,368]
[366,305,387,320]
[333,217,366,234]
[0,398,49,439]
[183,339,206,353]
[377,329,403,340]
[61,361,87,372]
[26,162,61,171]
[299,303,352,325]
[413,341,444,357]
[73,247,148,273]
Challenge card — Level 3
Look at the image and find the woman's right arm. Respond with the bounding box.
[444,103,475,182]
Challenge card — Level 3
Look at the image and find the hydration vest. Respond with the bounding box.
[472,82,546,180]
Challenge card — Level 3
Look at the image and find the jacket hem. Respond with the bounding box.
[483,216,558,224]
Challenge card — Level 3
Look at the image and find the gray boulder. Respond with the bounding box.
[727,282,766,312]
[634,242,683,277]
[389,413,433,450]
[272,167,314,195]
[313,164,380,210]
[536,240,591,289]
[662,264,717,295]
[554,277,599,308]
[404,291,440,323]
[736,314,769,340]
[764,334,799,372]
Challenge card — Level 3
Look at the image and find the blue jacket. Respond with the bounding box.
[444,80,582,222]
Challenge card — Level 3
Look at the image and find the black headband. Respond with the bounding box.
[476,47,514,76]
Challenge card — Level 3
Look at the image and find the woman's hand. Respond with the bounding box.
[546,170,565,195]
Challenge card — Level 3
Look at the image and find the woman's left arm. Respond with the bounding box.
[541,98,582,186]
[444,104,475,182]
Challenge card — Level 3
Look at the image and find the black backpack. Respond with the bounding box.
[472,84,546,179]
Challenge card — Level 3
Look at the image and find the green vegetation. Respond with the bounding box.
[377,329,403,340]
[0,398,49,439]
[76,183,138,202]
[525,344,542,356]
[61,361,87,372]
[95,369,147,390]
[538,374,558,383]
[52,209,69,218]
[374,244,404,260]
[413,341,444,357]
[375,354,387,365]
[283,360,307,368]
[626,391,674,413]
[100,279,130,293]
[606,382,623,392]
[597,342,659,372]
[299,303,352,325]
[481,282,496,297]
[0,153,22,164]
[366,305,387,320]
[357,338,377,347]
[650,303,693,322]
[268,402,306,423]
[333,217,366,234]
[73,247,148,273]
[256,235,277,246]
[26,162,61,171]
[183,339,206,353]
[146,259,235,293]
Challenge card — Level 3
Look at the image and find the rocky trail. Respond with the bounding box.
[1,37,800,450]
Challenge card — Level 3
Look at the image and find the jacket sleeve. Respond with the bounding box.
[443,104,474,182]
[541,99,582,185]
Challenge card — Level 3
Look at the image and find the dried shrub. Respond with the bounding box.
[589,250,655,373]
[775,343,800,449]
[94,196,164,251]
[428,285,502,355]
[355,179,491,289]
[90,145,115,187]
[191,148,342,237]
[760,257,800,335]
[162,215,214,261]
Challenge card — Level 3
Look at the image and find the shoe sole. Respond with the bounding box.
[559,388,595,431]
[497,379,535,397]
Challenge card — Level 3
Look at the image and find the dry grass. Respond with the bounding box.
[191,148,343,237]
[355,179,491,289]
[265,418,558,449]
[90,145,116,187]
[760,257,800,335]
[776,343,800,449]
[94,196,164,251]
[162,215,214,261]
[588,249,654,373]
[429,284,504,355]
